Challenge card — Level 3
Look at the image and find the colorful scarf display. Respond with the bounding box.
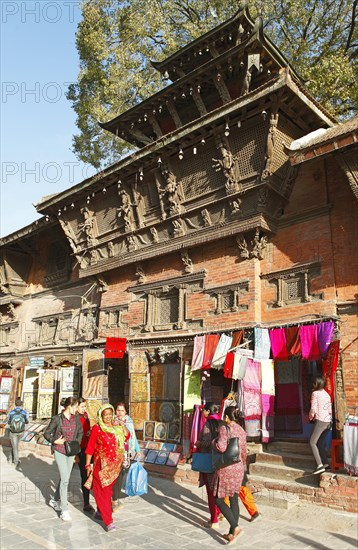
[285,326,301,357]
[211,333,233,369]
[260,359,275,442]
[243,359,262,420]
[299,325,320,360]
[322,340,340,401]
[191,335,206,371]
[269,328,288,361]
[317,321,334,358]
[202,334,220,369]
[254,328,271,360]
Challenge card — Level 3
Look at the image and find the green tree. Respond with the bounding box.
[67,0,357,169]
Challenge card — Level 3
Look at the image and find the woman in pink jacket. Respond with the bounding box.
[309,376,332,475]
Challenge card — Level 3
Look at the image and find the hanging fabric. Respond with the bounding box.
[104,337,127,359]
[191,335,206,371]
[317,321,335,358]
[322,340,340,401]
[260,359,275,443]
[223,352,234,379]
[269,328,289,361]
[190,404,202,454]
[299,324,320,360]
[231,330,244,348]
[211,333,233,369]
[201,334,220,369]
[232,352,247,380]
[254,328,271,360]
[284,326,301,357]
[243,359,262,436]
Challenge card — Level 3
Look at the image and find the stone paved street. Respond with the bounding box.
[1,448,357,550]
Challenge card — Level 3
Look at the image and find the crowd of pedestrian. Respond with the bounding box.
[6,375,331,541]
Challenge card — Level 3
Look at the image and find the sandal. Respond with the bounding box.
[226,527,244,545]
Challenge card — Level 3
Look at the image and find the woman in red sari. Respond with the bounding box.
[85,404,129,531]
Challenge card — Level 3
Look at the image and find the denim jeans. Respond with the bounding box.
[53,450,75,511]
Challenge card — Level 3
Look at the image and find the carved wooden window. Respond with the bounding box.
[159,291,179,325]
[261,262,322,308]
[101,306,128,329]
[0,322,17,347]
[206,282,249,315]
[45,242,70,286]
[128,270,207,333]
[33,313,74,346]
[145,288,183,332]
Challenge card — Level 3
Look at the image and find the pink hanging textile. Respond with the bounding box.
[202,334,220,369]
[190,404,203,454]
[317,322,334,358]
[243,359,262,421]
[182,412,194,458]
[300,324,320,360]
[269,328,288,361]
[260,359,275,443]
[191,335,206,371]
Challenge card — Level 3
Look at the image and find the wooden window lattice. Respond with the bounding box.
[159,293,179,325]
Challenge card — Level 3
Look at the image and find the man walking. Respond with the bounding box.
[8,397,29,467]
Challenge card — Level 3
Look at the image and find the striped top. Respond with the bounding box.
[310,389,332,422]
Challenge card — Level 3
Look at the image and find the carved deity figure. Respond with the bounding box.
[212,143,241,194]
[160,170,184,216]
[251,228,268,260]
[117,185,135,232]
[150,227,159,243]
[236,235,250,259]
[181,250,193,273]
[60,220,79,253]
[230,198,242,214]
[126,235,137,252]
[79,207,97,247]
[263,113,279,178]
[135,263,146,284]
[201,208,212,227]
[7,303,16,320]
[107,241,115,257]
[172,218,186,237]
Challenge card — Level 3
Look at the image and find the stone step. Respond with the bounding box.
[265,441,312,455]
[249,461,320,482]
[255,451,316,469]
[247,482,300,509]
[247,474,318,506]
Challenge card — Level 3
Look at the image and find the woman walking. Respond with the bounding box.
[85,404,129,531]
[112,401,140,511]
[44,396,83,521]
[211,406,247,544]
[195,402,221,529]
[309,376,332,475]
[76,398,95,512]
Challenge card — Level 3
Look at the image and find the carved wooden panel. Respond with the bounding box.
[176,138,226,200]
[231,116,267,179]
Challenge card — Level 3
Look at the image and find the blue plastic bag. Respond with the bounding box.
[124,460,148,496]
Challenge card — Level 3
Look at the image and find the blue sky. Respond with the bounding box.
[1,1,96,237]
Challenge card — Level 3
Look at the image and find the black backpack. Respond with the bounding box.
[9,411,26,433]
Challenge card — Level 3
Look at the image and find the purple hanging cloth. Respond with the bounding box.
[317,321,334,358]
[269,328,288,361]
[300,324,320,360]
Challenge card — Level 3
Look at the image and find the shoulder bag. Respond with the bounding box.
[60,415,81,456]
[212,425,240,470]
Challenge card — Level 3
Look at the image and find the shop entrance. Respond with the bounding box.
[106,357,129,407]
[274,358,323,440]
